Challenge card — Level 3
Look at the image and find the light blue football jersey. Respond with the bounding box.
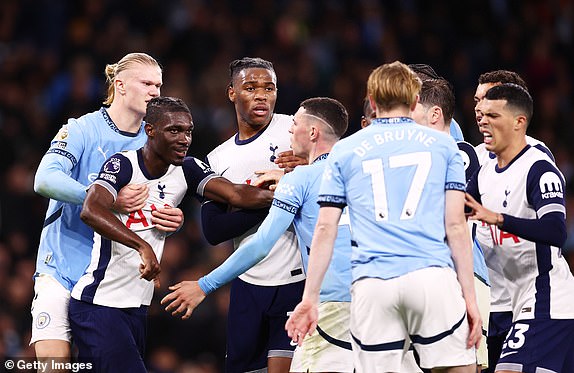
[318,117,466,282]
[199,154,353,302]
[35,108,147,290]
[450,118,465,142]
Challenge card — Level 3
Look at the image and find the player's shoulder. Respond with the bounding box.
[457,140,479,158]
[524,144,554,163]
[183,156,212,171]
[115,149,137,161]
[102,150,136,171]
[269,113,293,128]
[263,113,293,137]
[68,108,105,129]
[283,162,317,184]
[449,118,465,142]
[525,135,555,162]
[207,134,236,160]
[524,147,563,180]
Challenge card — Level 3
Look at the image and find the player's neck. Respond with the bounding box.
[141,145,170,178]
[236,120,270,140]
[308,142,334,165]
[496,138,528,168]
[107,104,144,134]
[376,107,410,119]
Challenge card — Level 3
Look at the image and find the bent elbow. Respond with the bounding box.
[34,173,49,196]
[79,204,94,227]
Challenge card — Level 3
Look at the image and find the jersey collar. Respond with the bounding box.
[371,117,414,125]
[312,153,329,164]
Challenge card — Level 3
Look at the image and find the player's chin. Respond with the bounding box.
[250,114,272,127]
[171,155,185,166]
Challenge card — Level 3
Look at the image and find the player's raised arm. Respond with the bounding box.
[202,177,274,209]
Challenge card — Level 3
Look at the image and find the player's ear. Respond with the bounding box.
[228,84,235,103]
[430,105,442,124]
[145,122,154,137]
[310,125,318,140]
[115,78,126,96]
[514,114,527,131]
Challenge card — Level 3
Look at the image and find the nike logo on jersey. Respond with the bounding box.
[220,167,230,177]
[499,350,518,359]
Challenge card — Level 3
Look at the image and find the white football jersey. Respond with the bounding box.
[207,114,304,286]
[474,147,574,321]
[72,150,218,307]
[475,136,555,312]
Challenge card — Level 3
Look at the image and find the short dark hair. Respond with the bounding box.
[419,78,455,124]
[485,83,533,123]
[478,70,528,91]
[144,96,191,125]
[300,97,348,138]
[229,57,275,85]
[408,63,442,81]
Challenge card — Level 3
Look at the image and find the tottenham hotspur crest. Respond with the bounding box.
[269,143,279,162]
[158,184,166,199]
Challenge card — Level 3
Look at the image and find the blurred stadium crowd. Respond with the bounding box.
[0,1,573,372]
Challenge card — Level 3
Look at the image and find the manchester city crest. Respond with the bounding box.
[36,312,51,329]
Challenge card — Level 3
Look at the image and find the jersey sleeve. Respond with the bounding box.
[92,153,133,201]
[445,140,466,191]
[182,157,220,199]
[34,120,89,204]
[526,159,566,217]
[200,201,268,245]
[317,145,347,208]
[500,159,566,247]
[272,170,304,214]
[198,205,296,294]
[45,119,86,168]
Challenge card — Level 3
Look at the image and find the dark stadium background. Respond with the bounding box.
[1,1,573,372]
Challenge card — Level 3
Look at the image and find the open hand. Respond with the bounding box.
[161,281,206,320]
[285,299,318,347]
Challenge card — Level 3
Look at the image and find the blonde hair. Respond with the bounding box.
[367,61,421,112]
[103,52,161,105]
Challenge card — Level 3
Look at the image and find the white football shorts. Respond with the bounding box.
[30,274,72,344]
[350,267,476,372]
[290,301,353,373]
